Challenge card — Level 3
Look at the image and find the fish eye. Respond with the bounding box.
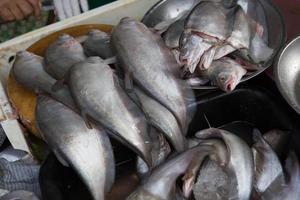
[219,76,226,82]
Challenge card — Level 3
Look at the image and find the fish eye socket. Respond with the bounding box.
[219,76,226,82]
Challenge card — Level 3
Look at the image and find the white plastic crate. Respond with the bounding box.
[0,0,160,152]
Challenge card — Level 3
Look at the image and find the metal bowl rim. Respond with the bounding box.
[274,35,300,114]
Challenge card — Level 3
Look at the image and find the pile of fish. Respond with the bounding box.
[10,14,296,200]
[153,0,274,92]
[129,128,299,200]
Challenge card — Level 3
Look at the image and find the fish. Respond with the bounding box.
[196,128,254,200]
[36,95,115,200]
[193,159,238,200]
[112,17,193,133]
[263,129,290,158]
[198,57,247,92]
[247,33,273,64]
[132,87,187,151]
[82,29,114,59]
[136,129,171,177]
[261,151,300,200]
[252,129,283,194]
[12,51,77,111]
[195,4,252,70]
[65,57,153,167]
[45,34,86,80]
[180,1,234,72]
[162,19,185,49]
[183,138,229,198]
[127,144,214,200]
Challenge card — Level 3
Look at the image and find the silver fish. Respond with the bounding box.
[203,5,251,68]
[252,129,283,194]
[199,57,247,92]
[127,145,213,200]
[12,51,77,111]
[136,129,171,177]
[193,159,238,200]
[36,95,115,200]
[196,128,254,200]
[133,87,186,151]
[183,139,229,198]
[45,34,86,80]
[82,29,114,59]
[112,17,192,133]
[187,138,228,166]
[261,151,300,200]
[66,57,153,166]
[163,19,185,49]
[263,129,290,158]
[180,1,234,72]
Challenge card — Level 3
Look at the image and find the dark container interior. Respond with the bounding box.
[39,74,300,199]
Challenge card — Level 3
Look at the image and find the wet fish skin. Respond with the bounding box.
[187,138,228,166]
[127,145,213,200]
[12,51,77,111]
[163,19,185,49]
[182,138,228,198]
[36,95,115,200]
[185,1,231,41]
[136,129,171,177]
[112,17,191,133]
[180,1,234,72]
[45,34,86,80]
[180,34,212,73]
[67,57,152,167]
[201,5,251,68]
[261,151,300,200]
[252,129,283,194]
[199,57,247,92]
[133,87,187,151]
[193,159,238,200]
[82,29,114,59]
[263,129,290,158]
[196,128,254,200]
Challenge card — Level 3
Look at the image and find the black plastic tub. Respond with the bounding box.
[39,75,300,199]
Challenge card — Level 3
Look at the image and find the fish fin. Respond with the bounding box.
[103,56,117,65]
[81,111,93,129]
[124,72,134,91]
[52,79,65,92]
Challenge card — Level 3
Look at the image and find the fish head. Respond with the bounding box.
[212,59,247,92]
[56,34,83,52]
[86,56,104,64]
[120,17,136,25]
[16,51,34,61]
[88,29,110,39]
[216,71,237,92]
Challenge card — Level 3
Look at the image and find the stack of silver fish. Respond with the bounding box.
[10,3,298,200]
[156,0,273,92]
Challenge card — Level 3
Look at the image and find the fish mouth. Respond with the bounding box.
[224,78,236,92]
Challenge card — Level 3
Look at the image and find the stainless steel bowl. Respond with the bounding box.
[142,0,286,89]
[274,36,300,114]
